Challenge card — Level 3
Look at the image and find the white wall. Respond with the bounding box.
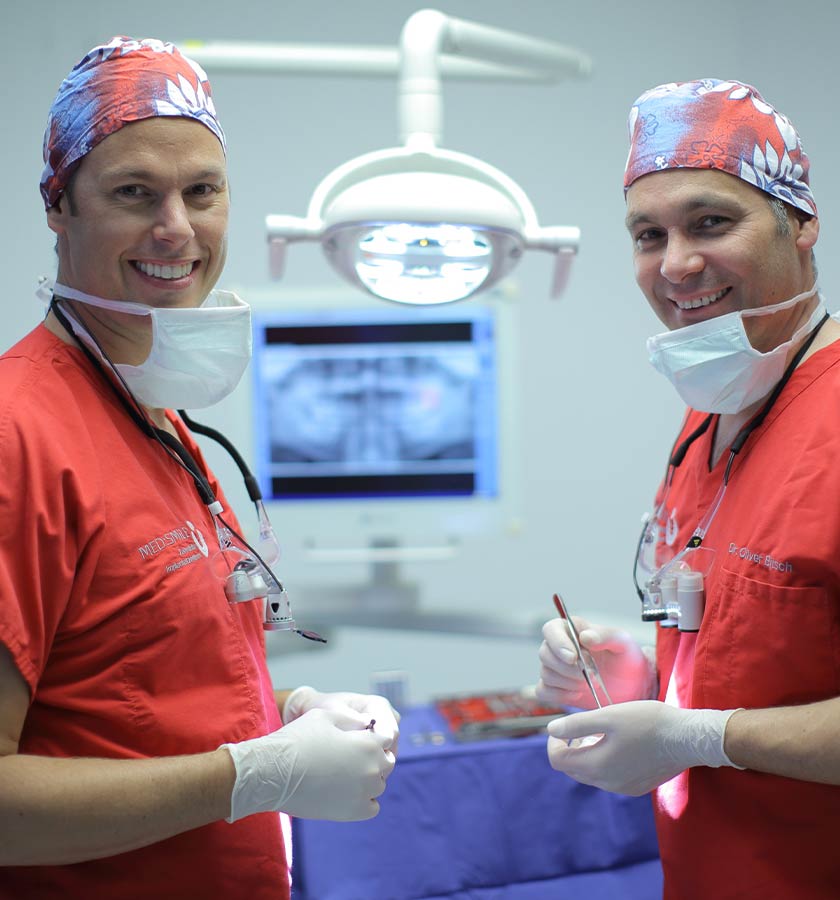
[5,0,839,704]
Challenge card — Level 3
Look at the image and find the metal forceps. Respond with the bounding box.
[552,593,612,708]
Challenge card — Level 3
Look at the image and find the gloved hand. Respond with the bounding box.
[222,707,396,822]
[545,701,744,796]
[283,685,400,753]
[536,617,657,708]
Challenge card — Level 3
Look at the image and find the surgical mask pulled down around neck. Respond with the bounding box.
[37,278,252,409]
[647,285,824,414]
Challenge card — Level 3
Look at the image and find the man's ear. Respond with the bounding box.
[46,198,68,236]
[795,213,819,251]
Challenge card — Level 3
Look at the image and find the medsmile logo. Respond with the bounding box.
[137,520,210,562]
[186,521,209,557]
[162,521,210,575]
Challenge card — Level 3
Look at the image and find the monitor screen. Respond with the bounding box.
[251,305,499,503]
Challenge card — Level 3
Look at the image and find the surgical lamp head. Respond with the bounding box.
[267,145,580,305]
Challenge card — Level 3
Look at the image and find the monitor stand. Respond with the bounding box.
[284,536,544,642]
[293,535,439,617]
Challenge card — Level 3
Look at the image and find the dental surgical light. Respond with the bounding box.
[183,9,591,304]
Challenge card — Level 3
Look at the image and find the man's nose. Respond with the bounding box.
[660,233,703,283]
[152,194,195,244]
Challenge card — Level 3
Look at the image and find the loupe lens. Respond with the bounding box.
[212,547,269,603]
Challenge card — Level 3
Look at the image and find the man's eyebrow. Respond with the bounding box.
[625,194,746,231]
[188,168,228,183]
[99,167,227,183]
[625,210,652,232]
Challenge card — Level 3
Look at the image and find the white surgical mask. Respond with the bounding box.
[37,278,252,409]
[646,285,825,414]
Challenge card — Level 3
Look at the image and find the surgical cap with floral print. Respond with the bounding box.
[624,78,816,217]
[40,36,226,209]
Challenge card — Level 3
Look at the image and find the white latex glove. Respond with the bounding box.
[536,617,657,708]
[283,685,400,753]
[545,701,744,796]
[222,707,396,822]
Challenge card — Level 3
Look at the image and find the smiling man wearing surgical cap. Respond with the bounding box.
[537,78,840,899]
[0,37,399,899]
[41,36,227,210]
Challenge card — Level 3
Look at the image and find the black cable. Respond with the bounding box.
[154,429,217,506]
[669,413,714,467]
[178,410,261,503]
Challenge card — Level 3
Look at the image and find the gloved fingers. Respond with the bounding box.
[282,684,320,723]
[348,711,399,753]
[366,725,400,758]
[365,769,389,800]
[547,732,604,756]
[538,642,586,700]
[331,796,382,822]
[547,734,607,781]
[363,727,385,746]
[537,651,586,689]
[541,619,581,660]
[381,749,397,778]
[538,638,579,673]
[227,710,401,822]
[357,799,381,821]
[364,728,396,757]
[547,701,673,741]
[546,709,612,741]
[537,638,591,703]
[543,702,725,796]
[535,678,591,707]
[361,696,400,749]
[345,748,392,804]
[305,705,373,732]
[344,729,397,779]
[314,693,401,748]
[543,616,637,665]
[576,624,637,656]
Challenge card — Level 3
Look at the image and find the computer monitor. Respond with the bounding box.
[251,306,498,504]
[242,288,521,618]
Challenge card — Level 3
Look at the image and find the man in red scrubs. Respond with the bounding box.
[537,79,840,899]
[0,37,398,899]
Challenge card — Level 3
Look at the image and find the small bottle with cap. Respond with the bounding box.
[677,570,705,632]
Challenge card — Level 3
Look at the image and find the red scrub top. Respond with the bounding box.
[650,337,840,900]
[0,325,288,898]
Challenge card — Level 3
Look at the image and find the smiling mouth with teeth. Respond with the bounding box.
[133,260,195,280]
[672,287,731,310]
